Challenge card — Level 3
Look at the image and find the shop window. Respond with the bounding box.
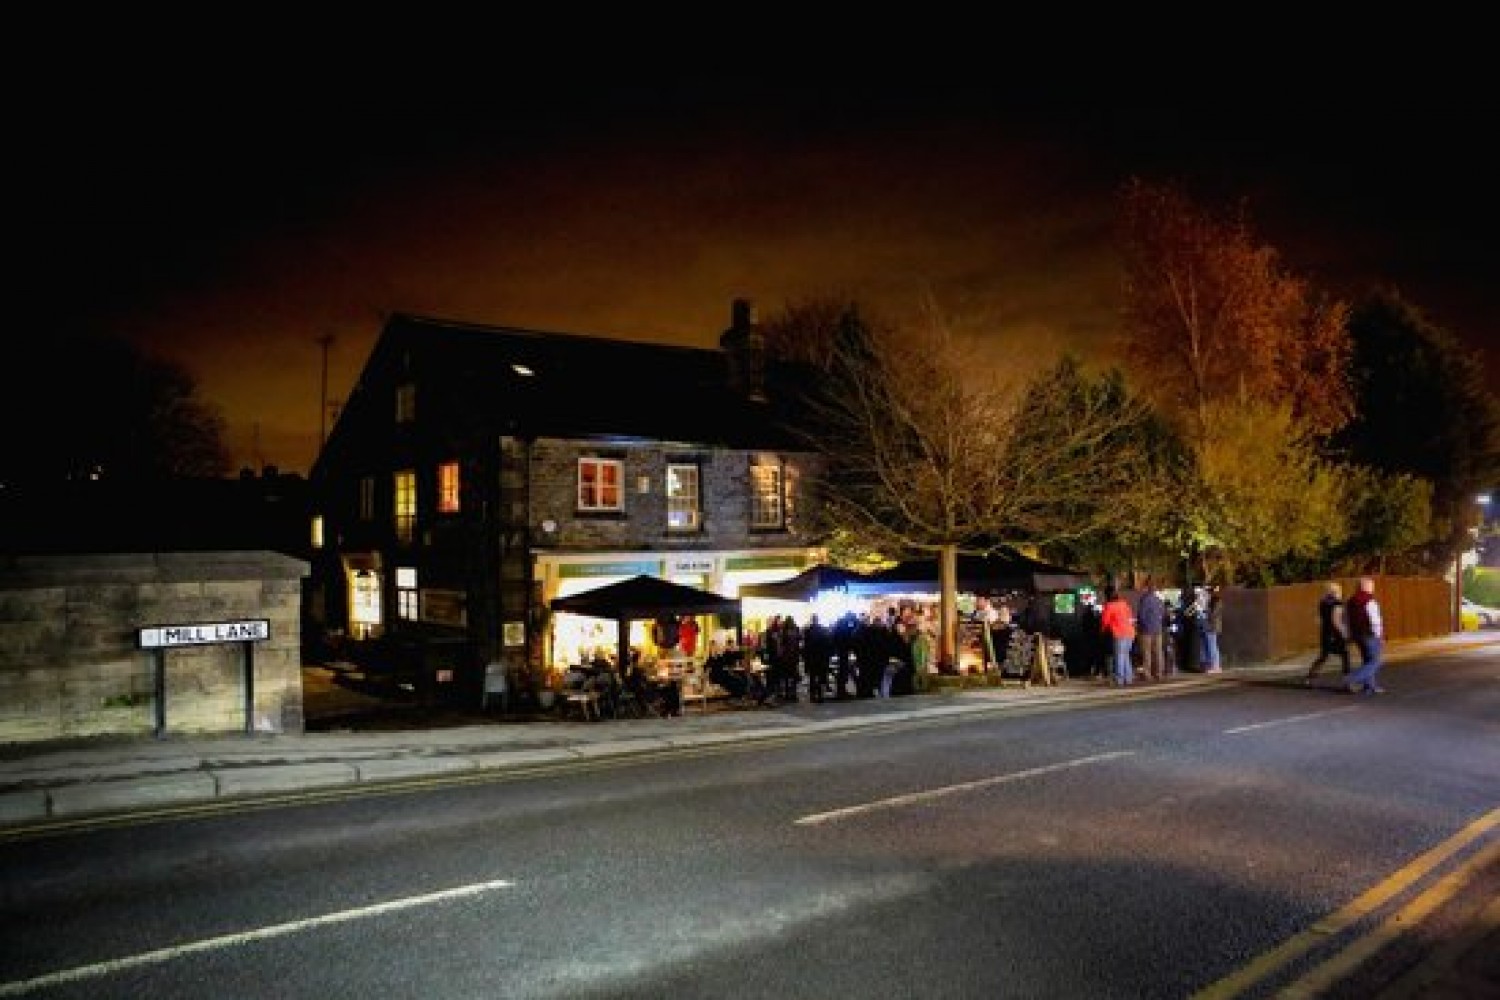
[750,460,784,530]
[437,460,460,514]
[395,382,416,424]
[578,457,623,512]
[667,463,701,531]
[394,469,417,543]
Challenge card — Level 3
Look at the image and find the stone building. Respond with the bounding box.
[306,301,828,706]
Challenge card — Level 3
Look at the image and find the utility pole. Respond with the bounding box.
[317,334,335,455]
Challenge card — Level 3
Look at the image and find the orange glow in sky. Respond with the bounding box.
[19,59,1498,476]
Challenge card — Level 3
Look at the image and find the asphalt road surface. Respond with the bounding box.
[2,644,1496,999]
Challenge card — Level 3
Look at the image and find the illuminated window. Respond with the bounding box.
[358,476,375,521]
[396,566,418,620]
[667,463,701,531]
[750,460,784,529]
[394,469,417,543]
[310,514,325,550]
[437,461,460,514]
[350,569,381,635]
[395,383,416,424]
[577,457,623,512]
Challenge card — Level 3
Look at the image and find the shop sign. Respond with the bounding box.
[666,555,716,576]
[560,560,657,578]
[726,554,804,571]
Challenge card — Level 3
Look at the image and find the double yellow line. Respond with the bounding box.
[1195,805,1500,999]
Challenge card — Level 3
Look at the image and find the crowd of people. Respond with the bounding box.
[1084,574,1385,694]
[558,575,1391,720]
[746,607,936,703]
[1084,581,1223,686]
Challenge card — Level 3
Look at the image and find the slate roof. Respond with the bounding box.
[319,312,819,472]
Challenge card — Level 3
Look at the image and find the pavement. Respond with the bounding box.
[1,632,1495,996]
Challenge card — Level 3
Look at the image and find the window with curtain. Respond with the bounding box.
[577,457,623,512]
[394,469,417,543]
[437,460,460,514]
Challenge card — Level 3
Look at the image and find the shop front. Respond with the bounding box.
[536,547,822,671]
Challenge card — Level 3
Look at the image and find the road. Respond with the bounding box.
[2,644,1496,998]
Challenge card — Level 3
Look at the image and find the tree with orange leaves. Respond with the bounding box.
[1116,177,1353,446]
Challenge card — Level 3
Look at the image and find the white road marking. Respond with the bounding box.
[0,878,514,996]
[1224,705,1362,734]
[793,751,1135,826]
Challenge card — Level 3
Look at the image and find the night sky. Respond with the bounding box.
[18,43,1498,476]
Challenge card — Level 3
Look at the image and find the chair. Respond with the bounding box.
[560,687,602,722]
[678,665,710,714]
[614,684,653,719]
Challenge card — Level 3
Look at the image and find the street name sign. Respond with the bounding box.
[138,619,271,648]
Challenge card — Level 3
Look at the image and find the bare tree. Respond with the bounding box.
[794,300,1170,667]
[3,330,229,487]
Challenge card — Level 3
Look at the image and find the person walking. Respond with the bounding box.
[1135,580,1167,680]
[1305,581,1351,685]
[1099,585,1137,687]
[1200,584,1224,673]
[1344,576,1386,694]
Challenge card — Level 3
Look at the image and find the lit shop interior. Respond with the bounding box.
[549,576,1092,676]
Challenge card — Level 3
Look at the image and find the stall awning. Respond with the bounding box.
[849,551,1092,596]
[738,564,870,602]
[549,574,741,621]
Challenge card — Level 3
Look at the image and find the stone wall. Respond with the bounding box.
[528,439,818,551]
[0,551,307,744]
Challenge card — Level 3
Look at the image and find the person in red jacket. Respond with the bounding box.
[1100,586,1137,687]
[1344,576,1386,694]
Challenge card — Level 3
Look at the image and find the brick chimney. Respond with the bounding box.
[719,297,767,402]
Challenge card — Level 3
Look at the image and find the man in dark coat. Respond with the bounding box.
[1305,581,1350,684]
[802,614,834,702]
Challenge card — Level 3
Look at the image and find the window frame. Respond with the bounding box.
[577,456,624,513]
[396,566,419,620]
[749,458,785,530]
[436,460,461,514]
[395,382,416,424]
[393,469,417,543]
[666,461,702,532]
